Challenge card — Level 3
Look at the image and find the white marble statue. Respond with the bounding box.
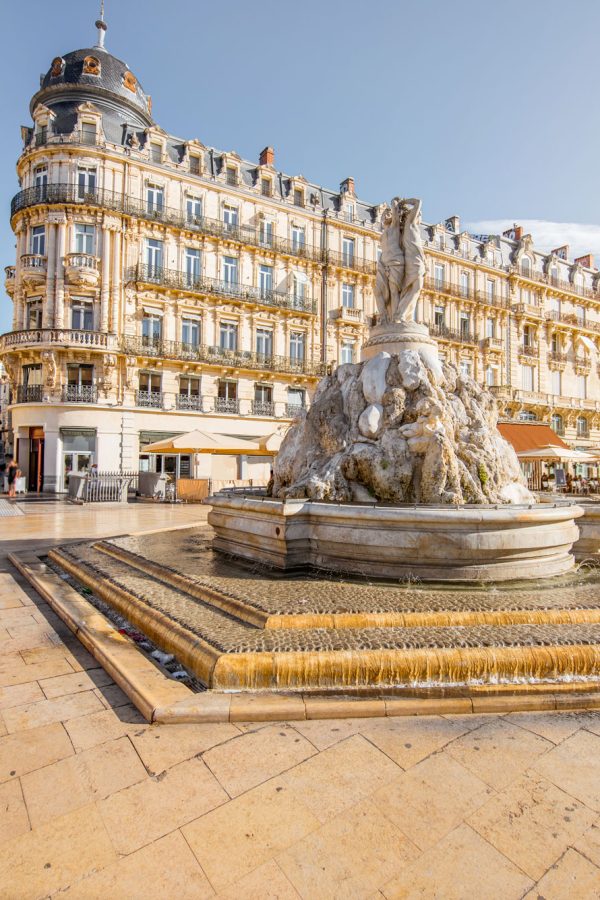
[375,197,426,324]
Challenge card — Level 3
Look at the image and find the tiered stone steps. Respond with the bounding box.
[47,530,600,693]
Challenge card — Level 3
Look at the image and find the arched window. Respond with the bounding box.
[123,71,138,93]
[83,56,101,76]
[50,57,64,77]
[577,415,589,437]
[551,413,564,435]
[521,257,531,276]
[519,410,537,422]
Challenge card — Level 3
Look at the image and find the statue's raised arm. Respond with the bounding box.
[397,198,425,323]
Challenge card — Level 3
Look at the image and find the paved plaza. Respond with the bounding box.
[1,503,600,898]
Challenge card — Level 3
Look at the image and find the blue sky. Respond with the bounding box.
[2,0,600,331]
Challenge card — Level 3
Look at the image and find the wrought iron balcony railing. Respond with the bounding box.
[519,344,538,358]
[548,351,568,364]
[136,390,164,409]
[323,248,376,276]
[428,323,476,344]
[176,394,203,411]
[285,403,306,418]
[251,400,275,417]
[62,385,98,403]
[129,265,316,314]
[16,385,43,403]
[214,397,240,414]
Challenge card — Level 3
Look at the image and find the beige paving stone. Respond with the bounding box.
[216,859,300,899]
[575,821,600,868]
[3,689,105,733]
[39,667,113,699]
[0,656,74,687]
[273,734,401,824]
[5,622,59,650]
[203,723,316,798]
[93,682,131,709]
[20,644,96,670]
[0,803,117,899]
[64,704,146,752]
[533,729,600,811]
[130,721,240,775]
[360,713,472,769]
[0,592,27,610]
[0,722,73,782]
[505,710,591,744]
[60,829,214,899]
[0,680,44,711]
[22,735,147,827]
[580,713,600,736]
[0,713,6,738]
[0,779,30,843]
[524,848,600,899]
[291,717,375,751]
[468,771,596,879]
[99,756,228,854]
[183,779,320,891]
[446,718,553,789]
[380,824,533,899]
[0,608,38,627]
[279,797,419,899]
[372,753,495,851]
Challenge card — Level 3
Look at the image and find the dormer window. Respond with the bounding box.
[50,57,64,77]
[150,142,162,163]
[293,187,304,207]
[81,122,97,146]
[189,155,201,175]
[83,56,101,76]
[521,257,531,276]
[123,71,137,93]
[226,165,238,186]
[261,177,272,197]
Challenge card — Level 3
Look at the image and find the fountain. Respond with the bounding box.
[209,197,583,582]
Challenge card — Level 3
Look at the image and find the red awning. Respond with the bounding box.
[497,422,569,454]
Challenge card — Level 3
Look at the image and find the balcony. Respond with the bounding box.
[544,310,600,334]
[62,385,98,403]
[214,397,240,415]
[324,249,376,276]
[474,289,508,309]
[122,335,326,377]
[513,302,544,320]
[20,254,47,288]
[15,385,43,404]
[286,403,306,418]
[481,336,503,351]
[129,265,316,315]
[0,328,115,352]
[489,385,514,402]
[425,277,473,303]
[331,306,364,324]
[64,253,100,288]
[251,400,275,417]
[136,390,163,409]
[547,351,568,369]
[10,183,323,266]
[574,358,592,375]
[4,266,16,296]
[428,323,476,345]
[176,394,203,411]
[518,344,538,360]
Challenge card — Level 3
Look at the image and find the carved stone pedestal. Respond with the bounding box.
[361,320,442,379]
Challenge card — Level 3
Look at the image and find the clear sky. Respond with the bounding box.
[2,0,600,332]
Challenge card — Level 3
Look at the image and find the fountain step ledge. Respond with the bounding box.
[208,495,585,582]
[9,551,600,722]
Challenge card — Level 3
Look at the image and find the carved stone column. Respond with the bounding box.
[53,216,67,328]
[100,224,111,332]
[44,223,56,328]
[111,227,121,334]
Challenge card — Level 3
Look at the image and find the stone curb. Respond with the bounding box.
[9,551,600,724]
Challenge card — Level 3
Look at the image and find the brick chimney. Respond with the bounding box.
[503,225,523,241]
[575,253,595,269]
[259,146,275,166]
[340,177,355,195]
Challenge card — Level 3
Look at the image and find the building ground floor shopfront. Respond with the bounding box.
[8,403,283,494]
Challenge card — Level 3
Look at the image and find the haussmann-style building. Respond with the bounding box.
[1,13,599,492]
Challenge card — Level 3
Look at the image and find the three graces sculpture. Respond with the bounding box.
[374,197,426,325]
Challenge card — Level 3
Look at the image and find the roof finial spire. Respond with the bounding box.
[94,0,108,50]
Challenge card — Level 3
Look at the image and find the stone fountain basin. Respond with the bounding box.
[208,495,584,582]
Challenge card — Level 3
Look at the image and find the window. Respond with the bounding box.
[291,226,305,252]
[226,165,238,186]
[460,360,471,378]
[181,318,200,349]
[434,306,445,328]
[74,224,95,255]
[290,331,306,361]
[222,256,238,285]
[438,233,445,250]
[550,370,562,397]
[218,380,237,400]
[460,272,469,298]
[550,266,559,286]
[459,313,470,339]
[434,264,445,289]
[259,220,273,247]
[288,388,305,409]
[343,202,354,222]
[577,375,587,400]
[340,341,355,365]
[23,363,42,387]
[77,166,96,200]
[186,197,202,223]
[577,415,589,437]
[71,298,94,330]
[342,283,355,309]
[219,322,238,351]
[549,296,561,317]
[485,366,496,386]
[521,257,531,276]
[26,298,43,329]
[261,178,271,197]
[523,325,534,348]
[342,237,355,266]
[293,187,304,207]
[139,372,161,393]
[36,124,47,146]
[256,327,273,358]
[142,313,162,347]
[223,205,238,232]
[486,278,495,303]
[81,122,97,146]
[293,273,308,304]
[189,155,201,175]
[146,239,163,273]
[65,365,95,403]
[34,166,48,189]
[551,333,560,353]
[31,226,45,256]
[521,288,532,305]
[255,384,273,403]
[184,248,201,285]
[486,317,495,338]
[551,413,564,435]
[521,365,534,392]
[259,265,273,297]
[147,185,164,213]
[179,376,200,398]
[575,304,586,325]
[150,142,162,163]
[519,411,537,422]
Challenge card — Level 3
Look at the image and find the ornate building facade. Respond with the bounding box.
[1,16,599,491]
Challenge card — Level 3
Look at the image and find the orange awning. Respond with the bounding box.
[497,422,569,455]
